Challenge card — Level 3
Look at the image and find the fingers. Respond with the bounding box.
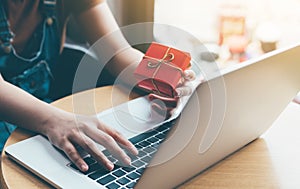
[105,127,138,156]
[183,70,196,81]
[59,140,89,172]
[46,113,139,173]
[56,121,138,171]
[69,132,115,171]
[148,93,178,108]
[84,124,133,167]
[151,102,172,120]
[147,70,195,119]
[176,70,196,97]
[175,85,193,97]
[148,94,177,120]
[97,133,132,166]
[177,69,196,89]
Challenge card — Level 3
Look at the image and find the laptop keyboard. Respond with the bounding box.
[68,121,174,189]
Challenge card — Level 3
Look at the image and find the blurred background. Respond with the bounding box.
[154,0,300,67]
[69,0,300,69]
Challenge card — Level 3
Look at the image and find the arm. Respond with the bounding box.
[0,74,137,171]
[0,74,53,131]
[74,2,196,117]
[74,1,144,87]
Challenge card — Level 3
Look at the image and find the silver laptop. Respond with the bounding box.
[5,44,300,189]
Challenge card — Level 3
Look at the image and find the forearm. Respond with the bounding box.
[75,2,144,87]
[0,75,137,171]
[0,75,62,135]
[106,47,143,87]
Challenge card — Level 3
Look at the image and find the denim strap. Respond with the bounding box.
[0,0,57,54]
[42,0,57,18]
[0,1,14,53]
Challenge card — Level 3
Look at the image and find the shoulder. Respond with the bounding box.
[61,0,106,15]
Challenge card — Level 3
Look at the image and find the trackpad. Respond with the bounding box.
[97,96,167,136]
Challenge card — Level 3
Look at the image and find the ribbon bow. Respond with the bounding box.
[143,47,184,96]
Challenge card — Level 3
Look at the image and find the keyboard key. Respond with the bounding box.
[162,129,170,135]
[127,172,140,180]
[129,130,158,144]
[112,169,126,177]
[97,175,116,185]
[138,141,151,147]
[134,144,143,149]
[137,150,146,158]
[69,163,79,171]
[88,165,110,180]
[75,146,89,157]
[147,136,159,143]
[106,182,120,189]
[141,156,151,163]
[116,177,131,185]
[162,122,173,129]
[156,133,166,139]
[126,151,138,161]
[143,146,156,153]
[126,181,136,188]
[155,126,167,132]
[103,150,111,156]
[151,142,160,149]
[112,164,122,170]
[107,156,117,163]
[122,166,136,172]
[132,160,145,168]
[137,167,146,174]
[83,156,96,165]
[163,125,172,130]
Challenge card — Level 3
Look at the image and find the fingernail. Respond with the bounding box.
[107,161,114,170]
[80,164,88,171]
[132,147,139,155]
[125,156,131,165]
[130,146,138,156]
[175,89,182,97]
[184,70,196,80]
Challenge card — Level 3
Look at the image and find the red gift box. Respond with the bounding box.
[134,42,191,97]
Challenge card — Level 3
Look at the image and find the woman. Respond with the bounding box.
[0,0,194,172]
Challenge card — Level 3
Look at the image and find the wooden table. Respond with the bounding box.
[1,86,300,189]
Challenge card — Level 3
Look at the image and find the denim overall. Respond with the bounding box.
[0,0,60,151]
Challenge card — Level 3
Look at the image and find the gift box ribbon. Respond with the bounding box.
[143,47,184,96]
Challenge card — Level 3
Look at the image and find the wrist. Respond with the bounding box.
[37,106,71,137]
[109,47,144,87]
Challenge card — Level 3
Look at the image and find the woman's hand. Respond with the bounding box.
[1,73,138,173]
[149,69,196,119]
[44,111,138,172]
